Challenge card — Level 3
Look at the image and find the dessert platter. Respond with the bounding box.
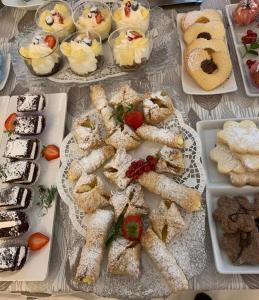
[0,93,67,280]
[11,0,175,85]
[176,9,237,95]
[197,117,259,274]
[57,83,206,298]
[226,0,259,97]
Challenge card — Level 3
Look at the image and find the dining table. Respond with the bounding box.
[0,0,259,299]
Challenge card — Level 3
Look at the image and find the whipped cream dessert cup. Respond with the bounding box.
[19,31,62,77]
[112,0,150,33]
[108,27,152,70]
[73,0,112,41]
[61,31,103,76]
[35,0,75,41]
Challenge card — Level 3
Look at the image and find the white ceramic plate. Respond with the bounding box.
[0,93,67,281]
[197,118,259,274]
[176,12,237,95]
[207,187,259,274]
[2,0,44,10]
[196,118,259,190]
[226,4,259,97]
[0,54,11,91]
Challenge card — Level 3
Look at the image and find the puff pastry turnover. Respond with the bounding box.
[156,146,185,176]
[90,85,108,111]
[105,125,141,151]
[107,237,141,278]
[76,209,114,284]
[110,84,142,108]
[143,91,174,125]
[73,173,110,213]
[104,148,133,190]
[110,183,149,221]
[150,201,185,244]
[72,111,102,151]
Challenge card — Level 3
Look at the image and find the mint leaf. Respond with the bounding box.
[247,49,258,56]
[250,43,259,49]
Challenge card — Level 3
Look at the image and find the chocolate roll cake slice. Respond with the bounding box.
[0,245,28,271]
[14,115,45,136]
[0,211,29,238]
[16,95,46,112]
[4,138,39,160]
[2,161,39,184]
[0,186,32,210]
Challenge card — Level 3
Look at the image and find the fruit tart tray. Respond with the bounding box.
[57,84,206,299]
[11,7,175,85]
[226,4,259,97]
[0,93,67,281]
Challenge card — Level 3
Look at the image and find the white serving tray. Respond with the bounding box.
[226,4,259,97]
[0,54,11,92]
[0,93,67,281]
[2,0,44,10]
[207,187,259,274]
[176,12,237,95]
[197,118,259,274]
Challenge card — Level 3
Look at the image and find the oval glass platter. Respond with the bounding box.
[57,85,207,298]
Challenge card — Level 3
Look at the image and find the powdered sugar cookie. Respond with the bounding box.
[210,143,245,174]
[217,120,259,155]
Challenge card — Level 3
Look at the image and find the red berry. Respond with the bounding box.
[44,35,56,49]
[42,144,60,161]
[96,11,104,24]
[121,215,143,241]
[4,113,17,133]
[124,111,144,130]
[246,59,257,69]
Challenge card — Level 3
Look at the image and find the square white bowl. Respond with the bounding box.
[207,187,259,274]
[196,118,259,190]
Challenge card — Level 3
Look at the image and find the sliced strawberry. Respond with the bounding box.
[121,215,143,241]
[95,11,104,24]
[28,232,49,251]
[44,35,56,49]
[42,144,60,161]
[124,111,144,130]
[246,59,257,69]
[4,113,17,133]
[124,1,131,17]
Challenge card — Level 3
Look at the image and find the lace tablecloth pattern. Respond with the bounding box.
[0,0,259,299]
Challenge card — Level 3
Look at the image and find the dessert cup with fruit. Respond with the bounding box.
[36,0,75,41]
[73,0,112,41]
[61,31,103,76]
[112,0,150,33]
[108,27,152,71]
[19,32,62,77]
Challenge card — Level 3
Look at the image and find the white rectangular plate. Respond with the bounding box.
[0,54,11,91]
[0,93,67,281]
[176,12,237,95]
[207,187,259,274]
[226,4,259,97]
[196,118,259,190]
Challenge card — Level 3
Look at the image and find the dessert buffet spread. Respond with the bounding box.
[1,0,259,296]
[0,93,67,280]
[57,84,206,298]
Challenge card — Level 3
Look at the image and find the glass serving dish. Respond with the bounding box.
[108,27,153,71]
[18,31,63,77]
[60,31,103,76]
[112,0,150,32]
[35,0,75,41]
[72,0,112,41]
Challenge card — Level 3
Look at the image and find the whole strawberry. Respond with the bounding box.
[124,111,144,130]
[121,215,143,241]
